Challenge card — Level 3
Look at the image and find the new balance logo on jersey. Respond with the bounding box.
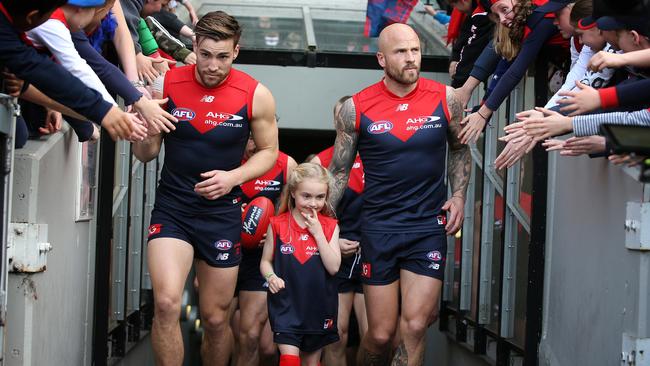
[396,103,409,111]
[216,253,229,261]
[201,95,215,102]
[299,234,309,241]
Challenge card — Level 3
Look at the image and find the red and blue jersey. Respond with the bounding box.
[156,66,257,213]
[241,151,290,206]
[268,212,339,334]
[317,147,364,242]
[353,78,449,233]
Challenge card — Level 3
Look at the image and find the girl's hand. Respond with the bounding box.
[302,208,324,238]
[458,111,487,144]
[267,274,285,294]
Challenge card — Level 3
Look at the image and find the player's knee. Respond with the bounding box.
[366,327,393,347]
[201,310,229,334]
[153,294,181,322]
[240,327,262,349]
[403,317,430,338]
[260,340,276,357]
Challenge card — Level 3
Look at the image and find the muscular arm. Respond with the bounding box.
[230,84,279,184]
[132,133,163,162]
[328,98,359,209]
[446,87,471,200]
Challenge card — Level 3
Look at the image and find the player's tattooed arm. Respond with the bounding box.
[328,98,359,210]
[446,87,471,201]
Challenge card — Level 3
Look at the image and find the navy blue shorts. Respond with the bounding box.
[147,207,242,267]
[236,248,267,292]
[273,332,339,353]
[336,253,363,294]
[359,231,446,285]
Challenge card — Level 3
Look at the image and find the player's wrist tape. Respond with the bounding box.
[264,272,276,280]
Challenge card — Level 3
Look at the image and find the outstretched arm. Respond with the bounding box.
[327,98,359,210]
[444,87,471,235]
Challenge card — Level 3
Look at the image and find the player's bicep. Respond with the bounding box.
[445,86,465,150]
[331,98,359,171]
[250,83,278,152]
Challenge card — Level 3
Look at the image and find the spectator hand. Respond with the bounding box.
[442,195,464,235]
[519,107,573,142]
[2,70,23,97]
[557,136,606,156]
[101,106,136,141]
[133,96,177,134]
[608,154,645,166]
[39,108,62,135]
[459,111,487,144]
[126,113,148,142]
[136,53,159,84]
[151,55,175,76]
[557,81,600,116]
[541,138,566,151]
[339,238,360,257]
[194,170,238,199]
[589,51,625,72]
[184,52,197,65]
[495,132,535,170]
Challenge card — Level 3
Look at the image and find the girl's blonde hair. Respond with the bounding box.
[278,162,335,217]
[493,0,533,60]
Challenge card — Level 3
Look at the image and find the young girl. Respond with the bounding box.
[260,163,342,366]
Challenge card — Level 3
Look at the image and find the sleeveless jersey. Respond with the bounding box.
[241,151,290,205]
[156,66,257,213]
[268,212,339,334]
[317,147,364,241]
[353,78,449,233]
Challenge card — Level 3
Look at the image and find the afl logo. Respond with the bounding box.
[214,239,233,251]
[171,108,196,120]
[280,244,294,255]
[367,121,393,134]
[427,251,442,261]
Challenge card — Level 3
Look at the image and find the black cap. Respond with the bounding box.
[597,15,650,36]
[535,0,574,13]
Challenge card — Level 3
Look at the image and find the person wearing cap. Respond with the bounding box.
[453,0,570,145]
[0,0,144,141]
[553,14,650,116]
